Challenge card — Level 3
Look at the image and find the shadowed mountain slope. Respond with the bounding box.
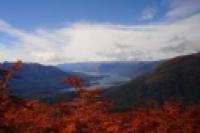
[102,52,200,110]
[0,62,97,98]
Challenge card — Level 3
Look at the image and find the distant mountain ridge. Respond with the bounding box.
[0,60,162,103]
[102,52,200,110]
[0,62,97,99]
[58,61,162,79]
[0,62,71,97]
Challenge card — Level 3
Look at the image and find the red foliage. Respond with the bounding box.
[0,61,22,90]
[0,62,200,133]
[63,76,84,91]
[0,80,4,86]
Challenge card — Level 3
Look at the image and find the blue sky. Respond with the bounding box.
[0,0,200,64]
[0,0,167,29]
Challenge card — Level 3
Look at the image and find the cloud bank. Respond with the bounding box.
[0,0,200,64]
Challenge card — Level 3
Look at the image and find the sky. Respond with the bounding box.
[0,0,200,64]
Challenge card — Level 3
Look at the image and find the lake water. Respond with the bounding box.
[59,71,131,92]
[79,71,131,89]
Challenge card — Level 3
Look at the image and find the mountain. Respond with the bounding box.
[58,62,101,73]
[58,61,162,89]
[102,53,200,110]
[97,61,162,79]
[0,62,98,99]
[58,61,162,79]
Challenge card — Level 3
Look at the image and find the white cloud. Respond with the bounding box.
[0,13,200,64]
[141,8,157,20]
[166,0,200,18]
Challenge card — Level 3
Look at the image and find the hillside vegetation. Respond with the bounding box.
[103,53,200,110]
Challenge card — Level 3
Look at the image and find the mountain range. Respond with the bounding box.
[58,61,162,79]
[0,60,160,101]
[0,62,100,99]
[102,52,200,111]
[1,53,199,107]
